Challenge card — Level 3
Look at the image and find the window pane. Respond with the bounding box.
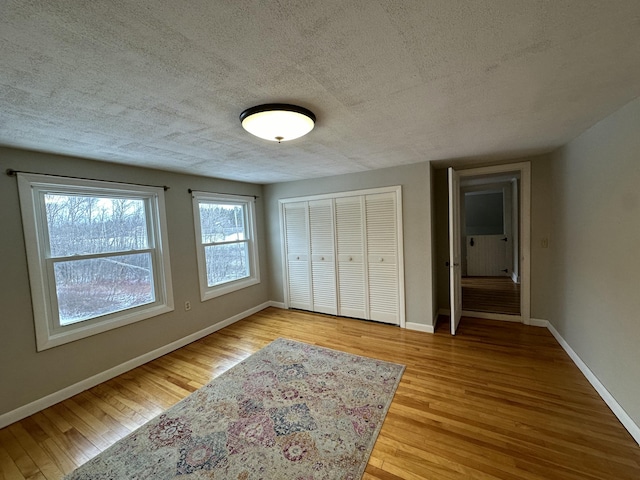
[204,242,249,287]
[54,253,155,325]
[464,192,504,235]
[199,203,245,244]
[45,194,149,257]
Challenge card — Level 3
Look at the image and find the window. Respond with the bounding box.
[192,192,260,300]
[17,173,174,350]
[464,191,505,235]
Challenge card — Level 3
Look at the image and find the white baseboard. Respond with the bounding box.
[0,301,274,430]
[267,300,286,309]
[529,318,549,328]
[406,322,434,334]
[546,322,640,446]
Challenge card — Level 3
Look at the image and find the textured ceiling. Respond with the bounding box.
[1,1,640,184]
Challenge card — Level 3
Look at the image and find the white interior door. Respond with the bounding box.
[448,167,462,334]
[283,202,312,310]
[335,196,367,319]
[309,199,337,315]
[466,235,508,276]
[365,192,400,325]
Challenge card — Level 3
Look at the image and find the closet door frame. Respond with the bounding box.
[279,185,405,328]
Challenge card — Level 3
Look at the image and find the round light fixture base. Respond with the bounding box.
[240,103,316,142]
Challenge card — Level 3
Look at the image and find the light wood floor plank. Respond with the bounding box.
[0,444,27,480]
[0,429,39,480]
[5,423,63,480]
[0,308,638,479]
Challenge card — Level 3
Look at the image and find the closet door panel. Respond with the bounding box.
[284,202,311,310]
[309,199,337,315]
[368,259,398,323]
[335,196,367,319]
[366,193,399,324]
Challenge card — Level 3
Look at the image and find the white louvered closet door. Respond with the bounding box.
[308,199,337,315]
[335,196,367,319]
[365,192,399,324]
[284,202,312,310]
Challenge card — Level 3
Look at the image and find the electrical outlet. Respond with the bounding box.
[184,301,191,311]
[541,238,549,249]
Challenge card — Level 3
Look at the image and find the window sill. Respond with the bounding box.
[200,277,260,302]
[36,303,174,351]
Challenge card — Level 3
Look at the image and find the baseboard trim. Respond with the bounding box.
[0,301,273,430]
[406,322,434,334]
[529,318,549,328]
[267,300,286,309]
[438,308,533,326]
[546,322,640,446]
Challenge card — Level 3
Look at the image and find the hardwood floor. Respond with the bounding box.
[1,308,639,479]
[462,276,521,315]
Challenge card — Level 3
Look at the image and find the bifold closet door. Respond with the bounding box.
[283,201,312,310]
[366,192,399,324]
[335,196,367,319]
[308,199,337,315]
[282,187,403,326]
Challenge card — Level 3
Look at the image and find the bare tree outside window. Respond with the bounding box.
[44,194,155,324]
[192,192,259,301]
[18,173,173,350]
[198,203,250,286]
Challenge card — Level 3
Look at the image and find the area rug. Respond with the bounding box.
[65,338,405,479]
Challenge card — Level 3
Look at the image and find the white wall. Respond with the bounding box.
[264,162,435,328]
[0,148,269,418]
[547,97,640,427]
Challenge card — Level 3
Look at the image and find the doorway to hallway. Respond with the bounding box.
[448,162,531,333]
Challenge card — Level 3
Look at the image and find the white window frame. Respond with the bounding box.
[17,173,174,351]
[192,192,260,301]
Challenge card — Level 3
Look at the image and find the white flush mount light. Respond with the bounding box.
[240,103,316,143]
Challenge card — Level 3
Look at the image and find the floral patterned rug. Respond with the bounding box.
[65,338,405,479]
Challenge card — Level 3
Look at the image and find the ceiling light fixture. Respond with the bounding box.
[240,103,316,143]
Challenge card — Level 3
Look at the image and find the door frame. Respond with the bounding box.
[454,162,531,325]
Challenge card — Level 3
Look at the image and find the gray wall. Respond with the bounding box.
[0,148,269,417]
[465,192,504,235]
[264,162,435,328]
[432,156,553,318]
[547,97,640,426]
